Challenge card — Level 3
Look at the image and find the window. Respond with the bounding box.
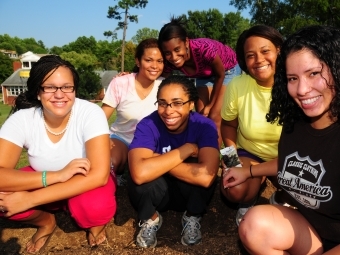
[7,86,27,96]
[23,62,30,68]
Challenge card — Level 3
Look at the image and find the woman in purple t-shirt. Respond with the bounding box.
[158,16,241,147]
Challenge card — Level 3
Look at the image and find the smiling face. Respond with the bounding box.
[286,49,335,128]
[157,83,194,134]
[161,37,189,68]
[244,36,280,87]
[38,66,75,120]
[135,47,164,82]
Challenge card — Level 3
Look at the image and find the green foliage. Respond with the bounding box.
[0,100,11,128]
[60,51,99,69]
[0,53,13,84]
[0,34,47,55]
[131,27,159,44]
[63,36,98,55]
[77,66,102,100]
[230,0,340,37]
[105,0,149,71]
[183,9,250,48]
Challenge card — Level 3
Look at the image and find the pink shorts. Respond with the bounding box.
[6,166,117,229]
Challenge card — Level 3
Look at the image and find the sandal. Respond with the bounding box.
[27,225,57,254]
[86,225,108,248]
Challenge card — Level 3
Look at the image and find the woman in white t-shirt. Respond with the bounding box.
[101,38,164,185]
[0,55,116,253]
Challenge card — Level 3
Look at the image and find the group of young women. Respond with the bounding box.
[0,16,339,254]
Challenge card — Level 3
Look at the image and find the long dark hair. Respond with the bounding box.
[12,55,79,112]
[158,16,187,46]
[267,25,340,132]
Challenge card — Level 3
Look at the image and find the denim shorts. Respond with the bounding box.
[196,64,242,87]
[109,133,129,147]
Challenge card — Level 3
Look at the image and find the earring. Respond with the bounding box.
[37,95,41,100]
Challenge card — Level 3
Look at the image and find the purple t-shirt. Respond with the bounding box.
[164,38,237,78]
[129,111,218,153]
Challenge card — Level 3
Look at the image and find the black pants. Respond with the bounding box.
[128,174,217,221]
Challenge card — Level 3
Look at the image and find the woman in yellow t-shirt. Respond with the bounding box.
[220,25,283,226]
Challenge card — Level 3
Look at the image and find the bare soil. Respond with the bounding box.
[0,175,275,255]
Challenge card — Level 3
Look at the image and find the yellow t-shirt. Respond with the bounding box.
[221,74,282,161]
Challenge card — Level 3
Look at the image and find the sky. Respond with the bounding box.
[0,0,250,49]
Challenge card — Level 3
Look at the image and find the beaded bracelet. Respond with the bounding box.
[42,171,47,187]
[249,165,254,179]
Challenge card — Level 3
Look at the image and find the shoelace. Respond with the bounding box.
[181,218,201,236]
[139,221,158,237]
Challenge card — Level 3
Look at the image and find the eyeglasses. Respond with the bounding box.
[40,86,75,93]
[154,100,191,109]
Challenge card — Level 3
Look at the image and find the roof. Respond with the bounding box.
[1,69,27,86]
[95,70,118,89]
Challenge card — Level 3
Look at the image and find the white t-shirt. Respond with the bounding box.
[102,73,163,144]
[0,98,109,172]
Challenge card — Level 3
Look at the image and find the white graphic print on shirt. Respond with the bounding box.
[278,151,333,209]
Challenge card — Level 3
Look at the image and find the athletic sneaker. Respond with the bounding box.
[136,212,163,248]
[181,211,202,246]
[110,164,127,186]
[235,197,257,227]
[116,174,127,186]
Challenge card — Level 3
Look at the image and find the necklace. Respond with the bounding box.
[42,110,73,136]
[135,75,154,98]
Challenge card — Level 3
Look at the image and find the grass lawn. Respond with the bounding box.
[0,100,116,169]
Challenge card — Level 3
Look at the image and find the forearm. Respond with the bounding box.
[220,119,237,147]
[129,143,195,184]
[250,158,278,178]
[169,162,218,187]
[0,168,68,192]
[30,169,108,207]
[209,78,223,106]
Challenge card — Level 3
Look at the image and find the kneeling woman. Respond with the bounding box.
[128,75,220,248]
[0,55,116,253]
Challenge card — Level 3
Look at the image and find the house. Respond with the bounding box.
[1,51,47,105]
[1,51,118,105]
[95,70,118,100]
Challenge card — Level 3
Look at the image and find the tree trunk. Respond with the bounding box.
[121,8,128,72]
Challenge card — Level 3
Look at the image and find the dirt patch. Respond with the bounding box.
[0,176,276,255]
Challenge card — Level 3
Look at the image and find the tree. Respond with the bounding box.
[77,65,102,100]
[131,27,159,44]
[96,40,121,70]
[183,9,250,48]
[0,53,13,85]
[229,0,340,37]
[104,0,148,72]
[60,51,99,70]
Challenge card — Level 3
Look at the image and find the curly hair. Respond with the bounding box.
[158,16,187,46]
[12,55,79,112]
[267,25,340,132]
[236,25,283,74]
[156,75,199,103]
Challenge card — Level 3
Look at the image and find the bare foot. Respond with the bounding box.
[26,216,56,254]
[87,225,107,247]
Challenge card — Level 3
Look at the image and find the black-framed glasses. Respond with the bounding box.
[40,86,75,93]
[154,100,191,109]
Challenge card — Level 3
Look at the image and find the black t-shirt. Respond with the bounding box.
[278,121,340,242]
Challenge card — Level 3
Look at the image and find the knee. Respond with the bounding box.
[222,185,247,203]
[238,206,269,246]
